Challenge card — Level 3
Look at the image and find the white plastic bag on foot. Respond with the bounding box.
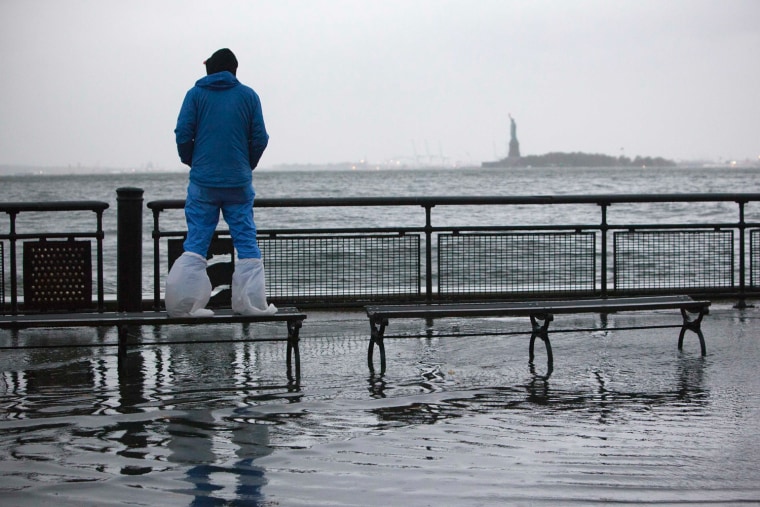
[231,258,277,315]
[165,251,214,317]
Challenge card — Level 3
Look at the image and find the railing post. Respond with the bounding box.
[736,200,748,309]
[95,209,105,311]
[8,211,18,314]
[424,204,434,303]
[599,202,609,298]
[152,207,162,311]
[117,187,144,312]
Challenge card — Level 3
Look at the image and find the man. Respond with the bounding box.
[166,48,275,317]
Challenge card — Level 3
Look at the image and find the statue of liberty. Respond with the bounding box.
[508,114,520,158]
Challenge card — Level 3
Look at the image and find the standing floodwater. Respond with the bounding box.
[1,304,759,505]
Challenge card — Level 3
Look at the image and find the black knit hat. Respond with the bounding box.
[204,48,238,75]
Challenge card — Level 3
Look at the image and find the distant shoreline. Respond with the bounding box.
[482,151,678,169]
[1,160,757,177]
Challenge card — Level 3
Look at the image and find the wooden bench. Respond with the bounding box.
[365,295,710,374]
[0,307,307,379]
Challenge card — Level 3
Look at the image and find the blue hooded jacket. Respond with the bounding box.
[175,71,268,188]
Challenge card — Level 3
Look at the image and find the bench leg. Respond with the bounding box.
[529,313,554,371]
[287,319,303,381]
[678,308,707,356]
[368,316,388,374]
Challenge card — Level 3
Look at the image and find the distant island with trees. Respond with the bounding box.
[481,151,677,168]
[482,116,677,168]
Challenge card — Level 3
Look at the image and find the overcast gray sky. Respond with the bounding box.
[1,0,758,170]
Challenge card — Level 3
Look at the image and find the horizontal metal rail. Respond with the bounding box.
[147,193,760,209]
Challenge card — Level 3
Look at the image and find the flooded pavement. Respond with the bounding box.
[1,302,760,506]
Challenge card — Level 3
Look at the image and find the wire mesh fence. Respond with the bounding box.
[260,234,421,302]
[438,232,596,296]
[1,242,4,314]
[614,230,734,291]
[751,229,760,289]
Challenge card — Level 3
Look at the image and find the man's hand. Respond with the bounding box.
[178,141,194,166]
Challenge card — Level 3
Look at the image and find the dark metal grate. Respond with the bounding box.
[260,234,421,301]
[22,240,92,311]
[1,242,4,314]
[438,232,596,295]
[751,229,760,289]
[614,230,734,290]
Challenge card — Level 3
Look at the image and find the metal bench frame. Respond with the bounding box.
[366,295,710,374]
[0,307,306,379]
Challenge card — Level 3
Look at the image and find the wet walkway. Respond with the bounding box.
[1,301,760,505]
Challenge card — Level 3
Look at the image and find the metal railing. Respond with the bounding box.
[3,193,759,314]
[148,193,760,308]
[0,201,109,314]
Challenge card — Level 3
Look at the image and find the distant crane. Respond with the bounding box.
[411,140,423,166]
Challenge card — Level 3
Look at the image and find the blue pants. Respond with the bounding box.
[183,182,261,259]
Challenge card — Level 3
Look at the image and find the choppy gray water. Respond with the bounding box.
[3,166,760,295]
[2,167,760,505]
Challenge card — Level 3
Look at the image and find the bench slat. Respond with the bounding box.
[1,307,307,380]
[0,307,306,329]
[366,296,709,319]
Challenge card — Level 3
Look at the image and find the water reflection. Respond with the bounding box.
[166,409,271,506]
[367,373,387,398]
[0,335,302,506]
[368,354,708,431]
[2,310,757,505]
[116,342,298,504]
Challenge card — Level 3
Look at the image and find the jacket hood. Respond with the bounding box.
[195,71,240,90]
